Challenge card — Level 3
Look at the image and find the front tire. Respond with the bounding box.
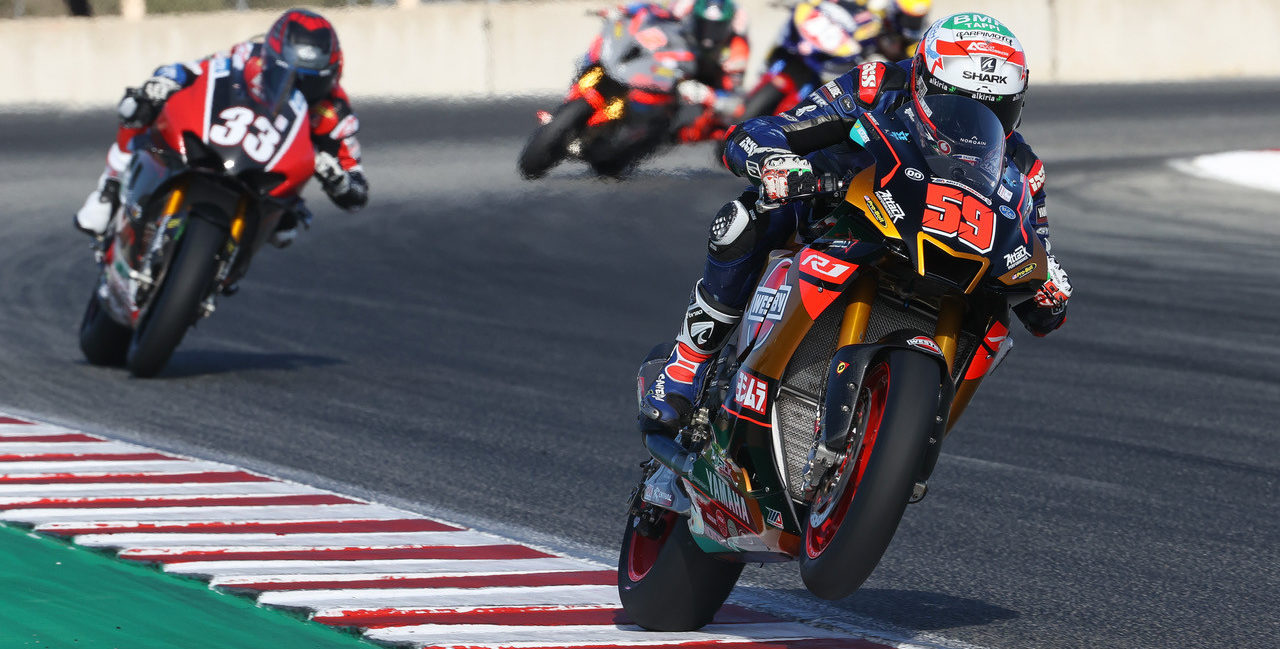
[78,285,131,367]
[618,497,744,631]
[125,216,226,378]
[799,349,942,600]
[518,99,592,179]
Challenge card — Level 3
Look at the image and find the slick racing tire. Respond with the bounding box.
[518,99,591,179]
[78,285,131,367]
[799,349,942,600]
[126,215,226,378]
[618,496,744,631]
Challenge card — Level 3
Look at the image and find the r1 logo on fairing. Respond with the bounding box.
[799,249,854,282]
[734,371,768,415]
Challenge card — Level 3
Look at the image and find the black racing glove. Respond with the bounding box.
[117,76,182,129]
[314,152,368,211]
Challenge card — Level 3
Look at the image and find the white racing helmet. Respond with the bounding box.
[911,12,1027,135]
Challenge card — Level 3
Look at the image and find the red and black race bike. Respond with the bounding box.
[78,58,315,377]
[518,8,698,178]
[620,95,1050,630]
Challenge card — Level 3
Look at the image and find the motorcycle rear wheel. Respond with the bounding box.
[78,285,131,367]
[617,495,744,631]
[518,99,591,179]
[799,349,941,600]
[126,215,226,378]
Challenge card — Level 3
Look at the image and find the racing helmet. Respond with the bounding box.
[688,0,738,52]
[910,12,1027,135]
[261,9,343,105]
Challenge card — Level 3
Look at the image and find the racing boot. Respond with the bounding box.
[74,144,131,237]
[640,280,742,432]
[74,174,120,237]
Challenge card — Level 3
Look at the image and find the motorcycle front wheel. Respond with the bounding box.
[518,99,591,179]
[125,215,226,378]
[617,495,743,632]
[799,349,941,600]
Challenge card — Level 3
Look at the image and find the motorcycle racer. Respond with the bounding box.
[592,0,750,143]
[862,0,932,61]
[640,12,1071,432]
[74,9,368,248]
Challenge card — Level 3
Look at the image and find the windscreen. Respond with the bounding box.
[896,94,1006,195]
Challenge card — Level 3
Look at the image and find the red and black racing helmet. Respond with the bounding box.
[261,9,343,105]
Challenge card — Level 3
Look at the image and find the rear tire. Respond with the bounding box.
[125,216,226,378]
[799,349,942,600]
[618,497,744,631]
[518,99,591,179]
[78,285,131,367]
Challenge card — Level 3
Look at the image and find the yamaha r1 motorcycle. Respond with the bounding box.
[740,0,884,119]
[620,94,1050,630]
[518,8,698,178]
[78,60,316,377]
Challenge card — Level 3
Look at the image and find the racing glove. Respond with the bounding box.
[1014,255,1071,336]
[117,76,183,129]
[314,152,369,211]
[758,154,818,210]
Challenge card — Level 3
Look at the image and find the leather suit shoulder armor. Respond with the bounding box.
[852,61,909,109]
[1009,137,1046,196]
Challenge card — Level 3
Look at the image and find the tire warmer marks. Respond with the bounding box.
[0,414,898,649]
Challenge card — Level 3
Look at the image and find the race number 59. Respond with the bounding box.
[209,107,282,163]
[922,183,996,253]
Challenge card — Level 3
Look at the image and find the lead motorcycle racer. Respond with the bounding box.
[74,8,368,248]
[641,11,1073,432]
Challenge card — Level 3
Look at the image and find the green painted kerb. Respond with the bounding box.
[0,523,378,649]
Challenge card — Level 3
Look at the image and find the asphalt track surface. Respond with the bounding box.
[2,80,1278,649]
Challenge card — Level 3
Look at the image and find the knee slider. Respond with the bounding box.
[707,199,756,262]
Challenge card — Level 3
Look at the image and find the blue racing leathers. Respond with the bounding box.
[707,59,1065,335]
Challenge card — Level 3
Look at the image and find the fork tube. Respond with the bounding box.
[837,272,878,347]
[229,196,249,243]
[934,296,965,374]
[161,182,186,218]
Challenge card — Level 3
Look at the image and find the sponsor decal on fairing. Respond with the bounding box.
[905,167,925,181]
[1011,263,1037,280]
[765,507,785,529]
[1004,245,1031,268]
[701,466,751,522]
[746,284,791,325]
[907,336,943,355]
[734,371,769,415]
[874,190,906,222]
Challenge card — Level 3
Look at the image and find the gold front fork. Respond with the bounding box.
[837,272,878,347]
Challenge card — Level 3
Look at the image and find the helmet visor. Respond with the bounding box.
[918,62,1023,135]
[898,93,1006,195]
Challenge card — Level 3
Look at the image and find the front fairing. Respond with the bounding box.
[847,104,1048,298]
[598,15,695,94]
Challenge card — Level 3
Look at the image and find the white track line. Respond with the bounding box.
[0,482,323,497]
[365,622,852,646]
[75,530,491,549]
[1,503,409,524]
[0,460,229,474]
[209,569,596,587]
[167,556,596,578]
[258,584,622,610]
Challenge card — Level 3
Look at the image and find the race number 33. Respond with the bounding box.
[208,107,282,163]
[922,183,996,253]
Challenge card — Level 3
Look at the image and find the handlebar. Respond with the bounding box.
[754,174,847,212]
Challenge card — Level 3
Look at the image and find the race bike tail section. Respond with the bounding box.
[619,94,1049,624]
[78,57,314,377]
[741,0,884,118]
[518,9,697,179]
